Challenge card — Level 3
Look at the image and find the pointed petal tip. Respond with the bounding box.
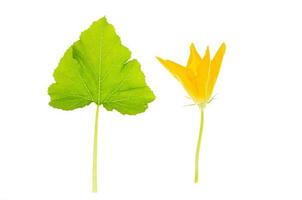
[156,56,166,64]
[156,56,163,61]
[203,46,210,59]
[220,42,226,50]
[190,43,196,50]
[206,46,210,53]
[218,43,226,56]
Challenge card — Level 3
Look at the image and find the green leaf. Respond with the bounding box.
[48,17,155,114]
[48,17,155,193]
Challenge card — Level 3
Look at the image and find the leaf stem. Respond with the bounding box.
[195,108,204,183]
[92,105,100,192]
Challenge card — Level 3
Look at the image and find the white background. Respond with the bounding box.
[0,0,302,199]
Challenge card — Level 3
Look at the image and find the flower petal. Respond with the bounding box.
[156,57,198,102]
[187,43,203,75]
[207,43,226,99]
[192,46,210,102]
[187,44,211,103]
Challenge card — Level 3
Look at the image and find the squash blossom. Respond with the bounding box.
[157,42,226,183]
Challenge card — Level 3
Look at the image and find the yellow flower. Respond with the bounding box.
[157,42,226,183]
[157,43,226,108]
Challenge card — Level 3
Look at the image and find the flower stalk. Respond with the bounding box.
[195,106,204,183]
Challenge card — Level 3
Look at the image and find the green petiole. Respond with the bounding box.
[92,105,100,192]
